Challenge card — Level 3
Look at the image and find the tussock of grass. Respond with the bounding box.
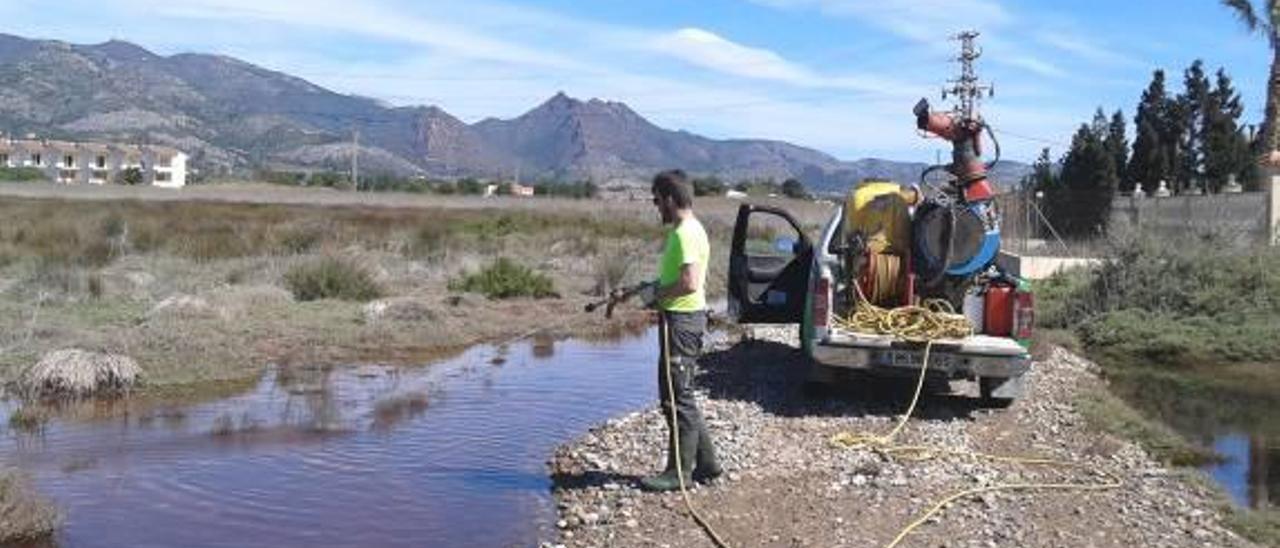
[0,468,59,543]
[448,257,557,299]
[284,256,384,302]
[18,348,142,398]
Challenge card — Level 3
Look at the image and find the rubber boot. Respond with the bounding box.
[640,423,697,492]
[692,425,723,483]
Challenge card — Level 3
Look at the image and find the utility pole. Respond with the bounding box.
[942,30,992,123]
[351,127,360,191]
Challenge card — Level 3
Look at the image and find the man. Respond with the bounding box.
[637,169,722,492]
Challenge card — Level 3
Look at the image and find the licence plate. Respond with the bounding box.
[876,350,958,370]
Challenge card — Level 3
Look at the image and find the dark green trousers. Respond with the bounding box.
[657,310,716,472]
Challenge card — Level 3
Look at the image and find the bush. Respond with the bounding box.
[284,256,384,301]
[448,257,557,299]
[1040,233,1280,367]
[117,167,144,186]
[0,167,45,182]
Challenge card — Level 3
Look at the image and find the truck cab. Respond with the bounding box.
[728,202,1032,405]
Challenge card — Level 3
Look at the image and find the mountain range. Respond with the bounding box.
[0,34,1030,193]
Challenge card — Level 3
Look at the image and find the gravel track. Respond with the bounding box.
[545,326,1254,548]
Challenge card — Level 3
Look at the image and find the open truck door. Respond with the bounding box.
[728,204,813,323]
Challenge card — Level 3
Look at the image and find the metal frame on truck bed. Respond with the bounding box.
[728,203,1031,405]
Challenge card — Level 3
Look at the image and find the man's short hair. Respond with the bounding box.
[652,169,693,208]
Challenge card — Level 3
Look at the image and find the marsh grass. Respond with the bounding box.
[284,256,384,302]
[0,468,59,543]
[592,244,635,295]
[17,349,142,398]
[1039,233,1280,367]
[448,258,557,299]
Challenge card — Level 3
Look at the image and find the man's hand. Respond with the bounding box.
[636,281,660,309]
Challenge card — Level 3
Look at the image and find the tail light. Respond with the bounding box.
[812,276,831,330]
[1012,289,1034,347]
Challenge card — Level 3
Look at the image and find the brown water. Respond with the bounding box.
[2,328,660,548]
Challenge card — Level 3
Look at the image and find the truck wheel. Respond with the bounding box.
[804,360,838,393]
[979,377,1016,408]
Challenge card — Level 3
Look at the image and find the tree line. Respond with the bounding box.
[1028,60,1258,238]
[257,170,601,198]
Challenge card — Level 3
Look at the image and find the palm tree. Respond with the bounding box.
[1222,0,1280,157]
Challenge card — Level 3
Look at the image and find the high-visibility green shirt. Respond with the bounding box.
[658,216,709,312]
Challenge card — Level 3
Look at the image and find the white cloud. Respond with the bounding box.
[1002,55,1067,78]
[1036,33,1143,68]
[646,27,922,97]
[749,0,1012,42]
[651,28,813,83]
[135,0,585,70]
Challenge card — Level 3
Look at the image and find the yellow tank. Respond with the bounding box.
[843,180,916,255]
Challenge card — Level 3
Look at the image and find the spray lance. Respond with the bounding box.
[583,281,657,318]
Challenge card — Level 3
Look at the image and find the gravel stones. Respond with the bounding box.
[546,327,1257,547]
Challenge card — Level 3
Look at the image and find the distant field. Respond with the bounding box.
[0,182,834,392]
[0,181,835,228]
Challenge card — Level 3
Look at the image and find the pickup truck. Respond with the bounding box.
[727,203,1032,405]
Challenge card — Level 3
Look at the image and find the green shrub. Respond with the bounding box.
[284,256,384,301]
[0,167,45,182]
[1038,234,1280,365]
[448,258,557,299]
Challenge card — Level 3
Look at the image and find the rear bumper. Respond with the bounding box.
[810,342,1030,379]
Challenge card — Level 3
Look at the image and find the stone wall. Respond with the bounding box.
[1109,177,1278,245]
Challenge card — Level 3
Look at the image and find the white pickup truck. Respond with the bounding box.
[727,203,1033,405]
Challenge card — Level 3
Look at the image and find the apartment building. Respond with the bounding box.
[0,138,188,188]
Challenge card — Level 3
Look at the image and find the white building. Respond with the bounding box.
[0,138,188,188]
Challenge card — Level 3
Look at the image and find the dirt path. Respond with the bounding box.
[546,326,1255,548]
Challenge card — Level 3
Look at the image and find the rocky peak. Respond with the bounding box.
[82,39,158,63]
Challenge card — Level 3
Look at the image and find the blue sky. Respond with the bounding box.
[1,0,1271,163]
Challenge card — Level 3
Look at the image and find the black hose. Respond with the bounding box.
[983,123,1002,172]
[926,205,956,288]
[918,164,950,196]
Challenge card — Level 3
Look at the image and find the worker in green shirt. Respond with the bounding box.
[636,169,722,492]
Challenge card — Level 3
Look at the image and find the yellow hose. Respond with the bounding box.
[661,317,733,548]
[830,284,1122,548]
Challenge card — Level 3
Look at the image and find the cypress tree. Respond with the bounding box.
[1129,70,1172,193]
[1052,120,1118,237]
[1175,60,1210,193]
[1105,109,1128,186]
[1202,67,1257,191]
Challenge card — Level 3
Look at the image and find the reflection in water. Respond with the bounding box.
[1206,433,1277,509]
[1112,370,1278,511]
[531,335,555,359]
[1,326,658,548]
[371,391,430,432]
[1249,435,1270,508]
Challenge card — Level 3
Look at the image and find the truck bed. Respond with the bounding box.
[827,327,1027,356]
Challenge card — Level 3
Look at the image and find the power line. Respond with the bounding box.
[990,128,1069,149]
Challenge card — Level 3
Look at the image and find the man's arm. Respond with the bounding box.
[657,262,702,300]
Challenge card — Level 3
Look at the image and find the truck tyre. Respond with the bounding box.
[979,377,1016,408]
